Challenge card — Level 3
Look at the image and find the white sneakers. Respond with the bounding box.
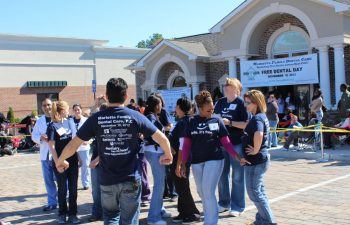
[218,206,230,213]
[229,210,244,217]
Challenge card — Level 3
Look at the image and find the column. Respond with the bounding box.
[228,57,237,78]
[317,46,332,108]
[238,56,249,96]
[191,83,200,99]
[332,44,346,104]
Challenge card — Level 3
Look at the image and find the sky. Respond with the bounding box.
[0,0,245,48]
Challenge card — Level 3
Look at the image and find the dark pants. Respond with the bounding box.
[164,165,178,198]
[138,153,151,202]
[53,159,79,216]
[91,166,102,219]
[170,153,199,218]
[284,131,312,149]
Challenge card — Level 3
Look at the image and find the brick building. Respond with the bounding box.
[0,34,149,117]
[129,0,350,114]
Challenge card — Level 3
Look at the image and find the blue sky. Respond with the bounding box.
[0,0,245,47]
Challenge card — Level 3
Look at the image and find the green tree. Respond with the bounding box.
[6,107,15,123]
[137,33,164,48]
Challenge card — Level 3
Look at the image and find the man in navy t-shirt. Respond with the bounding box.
[56,78,173,225]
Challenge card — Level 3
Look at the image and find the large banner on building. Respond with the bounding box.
[240,54,319,87]
[158,88,191,114]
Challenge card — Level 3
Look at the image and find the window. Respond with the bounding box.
[272,31,309,58]
[172,76,187,88]
[37,93,59,115]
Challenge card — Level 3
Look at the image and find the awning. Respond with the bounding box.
[26,81,67,88]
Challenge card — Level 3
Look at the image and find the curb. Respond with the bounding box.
[269,149,350,161]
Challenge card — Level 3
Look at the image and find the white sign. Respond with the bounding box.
[158,88,191,114]
[240,54,319,87]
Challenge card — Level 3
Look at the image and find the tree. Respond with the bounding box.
[7,107,15,123]
[137,33,164,48]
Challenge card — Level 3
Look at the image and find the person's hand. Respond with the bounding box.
[89,161,98,169]
[82,141,89,146]
[180,163,187,178]
[40,134,48,142]
[240,158,251,166]
[245,145,258,155]
[78,159,83,168]
[222,118,231,126]
[159,153,173,165]
[175,164,182,178]
[56,159,69,173]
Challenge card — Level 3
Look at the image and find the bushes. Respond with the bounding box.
[6,107,15,123]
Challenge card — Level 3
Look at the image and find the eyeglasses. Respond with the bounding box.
[244,101,252,105]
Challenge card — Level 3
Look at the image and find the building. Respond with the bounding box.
[0,34,149,117]
[129,0,350,117]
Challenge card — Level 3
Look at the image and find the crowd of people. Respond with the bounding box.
[31,77,280,225]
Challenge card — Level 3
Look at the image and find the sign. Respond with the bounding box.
[158,88,191,114]
[92,79,96,93]
[240,54,319,87]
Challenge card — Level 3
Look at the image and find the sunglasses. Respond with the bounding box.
[244,101,253,105]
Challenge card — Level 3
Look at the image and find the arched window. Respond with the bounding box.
[172,76,187,88]
[272,31,309,58]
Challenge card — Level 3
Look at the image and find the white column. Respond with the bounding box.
[332,44,346,104]
[191,83,200,98]
[317,46,332,108]
[238,56,249,96]
[228,57,237,78]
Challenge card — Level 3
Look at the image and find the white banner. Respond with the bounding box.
[240,54,319,87]
[158,88,191,114]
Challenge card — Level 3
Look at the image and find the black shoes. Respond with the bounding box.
[43,205,57,212]
[57,215,66,224]
[68,215,80,224]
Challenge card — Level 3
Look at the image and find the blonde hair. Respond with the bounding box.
[51,100,69,123]
[244,90,267,114]
[225,78,243,95]
[195,90,213,108]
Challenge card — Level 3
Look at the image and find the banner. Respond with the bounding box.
[158,88,191,114]
[240,54,319,87]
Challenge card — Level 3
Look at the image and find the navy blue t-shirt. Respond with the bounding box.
[144,114,164,146]
[184,115,228,164]
[159,108,172,127]
[242,113,269,165]
[47,119,78,164]
[168,116,189,152]
[77,107,158,186]
[214,97,248,145]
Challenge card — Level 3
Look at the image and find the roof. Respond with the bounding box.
[167,40,209,57]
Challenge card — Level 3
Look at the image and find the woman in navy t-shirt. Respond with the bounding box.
[180,91,248,225]
[47,101,79,224]
[242,90,277,225]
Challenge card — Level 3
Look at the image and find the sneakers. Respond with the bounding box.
[67,215,80,224]
[182,215,201,224]
[218,206,229,213]
[170,196,178,202]
[43,205,57,211]
[281,147,289,151]
[57,215,66,224]
[88,216,102,222]
[229,210,244,217]
[147,220,167,225]
[172,215,183,223]
[161,211,172,218]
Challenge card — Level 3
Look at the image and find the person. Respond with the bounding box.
[310,88,324,123]
[214,78,248,216]
[143,95,172,225]
[55,78,173,225]
[242,90,277,225]
[266,93,279,148]
[285,92,291,107]
[153,92,177,202]
[31,98,58,212]
[71,103,90,190]
[277,94,285,120]
[338,83,350,118]
[324,109,350,148]
[180,91,248,225]
[169,97,200,224]
[127,98,139,111]
[281,115,305,151]
[138,98,146,114]
[47,100,79,224]
[88,103,108,222]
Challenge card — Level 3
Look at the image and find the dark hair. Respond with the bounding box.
[99,103,108,111]
[138,98,145,107]
[144,95,161,116]
[312,88,322,100]
[195,91,213,108]
[106,78,128,104]
[41,98,52,104]
[73,103,82,110]
[130,99,135,104]
[176,97,192,115]
[340,83,348,89]
[153,92,165,107]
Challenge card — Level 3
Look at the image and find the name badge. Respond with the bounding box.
[209,123,219,131]
[229,104,237,110]
[56,127,66,136]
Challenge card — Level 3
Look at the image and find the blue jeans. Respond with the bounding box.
[41,160,57,206]
[78,150,90,188]
[268,120,278,147]
[101,179,141,225]
[218,145,245,212]
[192,160,224,225]
[144,151,167,223]
[91,166,102,219]
[245,159,277,225]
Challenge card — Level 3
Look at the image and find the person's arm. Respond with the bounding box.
[340,118,350,128]
[48,140,59,164]
[31,118,43,144]
[175,150,183,178]
[220,136,239,160]
[151,130,173,165]
[56,136,84,171]
[245,131,263,155]
[89,156,99,169]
